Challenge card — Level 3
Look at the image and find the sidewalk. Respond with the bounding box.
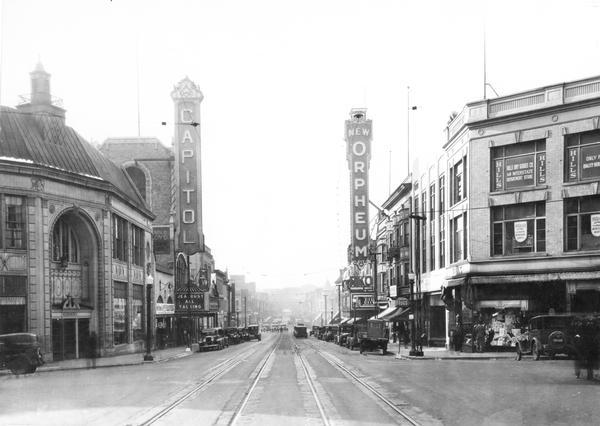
[1,346,193,376]
[386,341,516,360]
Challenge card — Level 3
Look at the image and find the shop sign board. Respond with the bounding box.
[345,110,372,262]
[344,276,373,292]
[174,287,205,314]
[153,226,171,255]
[397,297,409,307]
[591,214,600,237]
[581,144,600,179]
[156,303,175,315]
[389,285,397,298]
[505,155,534,189]
[352,293,376,309]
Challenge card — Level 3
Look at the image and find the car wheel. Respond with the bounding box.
[8,355,32,375]
[532,342,540,360]
[382,344,388,355]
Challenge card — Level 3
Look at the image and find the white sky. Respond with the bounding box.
[1,0,600,290]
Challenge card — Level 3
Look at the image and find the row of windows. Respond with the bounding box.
[492,130,600,192]
[112,214,145,266]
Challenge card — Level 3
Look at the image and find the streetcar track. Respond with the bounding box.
[304,339,421,426]
[294,344,331,426]
[132,343,264,426]
[227,334,282,425]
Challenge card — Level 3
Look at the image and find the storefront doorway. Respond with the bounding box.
[52,317,90,360]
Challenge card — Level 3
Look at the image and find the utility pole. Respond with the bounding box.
[323,294,328,325]
[244,296,247,328]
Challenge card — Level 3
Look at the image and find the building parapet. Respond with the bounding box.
[445,75,600,144]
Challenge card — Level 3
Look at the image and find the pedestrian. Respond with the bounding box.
[475,322,486,353]
[87,331,98,369]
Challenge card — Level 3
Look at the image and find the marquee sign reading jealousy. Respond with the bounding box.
[172,77,205,255]
[345,109,372,262]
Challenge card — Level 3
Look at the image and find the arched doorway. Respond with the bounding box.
[49,209,99,360]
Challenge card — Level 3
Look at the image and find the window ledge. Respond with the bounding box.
[490,185,548,196]
[562,249,600,256]
[490,252,548,260]
[562,180,600,187]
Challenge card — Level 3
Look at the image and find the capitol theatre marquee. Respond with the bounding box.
[345,109,372,264]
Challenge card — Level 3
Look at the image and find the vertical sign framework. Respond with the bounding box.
[172,77,205,255]
[345,109,372,263]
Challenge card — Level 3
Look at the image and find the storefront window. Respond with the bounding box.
[492,140,546,191]
[565,195,600,251]
[2,195,26,249]
[113,282,127,345]
[565,130,600,182]
[132,284,144,341]
[492,202,546,256]
[0,276,27,334]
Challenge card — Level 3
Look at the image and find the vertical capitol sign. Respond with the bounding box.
[345,109,372,263]
[172,77,205,255]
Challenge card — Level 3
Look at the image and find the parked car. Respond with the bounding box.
[0,333,44,375]
[238,327,250,341]
[247,324,261,341]
[310,325,319,336]
[515,314,576,360]
[338,324,353,346]
[198,328,228,351]
[346,323,368,350]
[324,325,338,342]
[225,327,241,344]
[359,319,389,354]
[294,325,308,338]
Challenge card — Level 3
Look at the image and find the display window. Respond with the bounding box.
[565,195,600,251]
[492,202,546,256]
[113,281,127,345]
[132,284,144,341]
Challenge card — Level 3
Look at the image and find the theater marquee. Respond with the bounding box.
[345,109,372,263]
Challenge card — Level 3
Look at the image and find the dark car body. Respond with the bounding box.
[359,319,389,354]
[0,333,44,374]
[338,324,353,346]
[324,325,338,342]
[198,328,228,351]
[294,325,308,338]
[247,324,261,341]
[238,327,250,341]
[225,327,241,344]
[516,315,576,360]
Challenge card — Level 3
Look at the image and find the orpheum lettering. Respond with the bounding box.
[345,110,372,262]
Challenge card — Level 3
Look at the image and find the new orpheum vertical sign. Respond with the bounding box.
[345,109,372,262]
[171,77,205,255]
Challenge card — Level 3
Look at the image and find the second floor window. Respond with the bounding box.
[492,202,546,256]
[450,213,467,263]
[52,217,79,263]
[2,195,26,249]
[566,196,600,251]
[566,130,600,183]
[451,157,467,205]
[132,226,145,266]
[112,215,128,262]
[492,140,546,191]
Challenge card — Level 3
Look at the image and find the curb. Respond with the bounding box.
[396,354,516,361]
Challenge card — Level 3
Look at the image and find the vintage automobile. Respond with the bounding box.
[198,328,228,351]
[238,327,250,341]
[247,324,261,341]
[310,325,319,336]
[346,323,368,350]
[225,327,241,344]
[293,325,308,338]
[515,314,576,360]
[337,324,354,346]
[359,319,389,354]
[324,325,338,342]
[0,333,44,375]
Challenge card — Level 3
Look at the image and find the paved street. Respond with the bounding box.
[1,332,599,425]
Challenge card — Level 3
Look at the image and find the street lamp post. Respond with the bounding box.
[144,272,154,361]
[409,213,426,357]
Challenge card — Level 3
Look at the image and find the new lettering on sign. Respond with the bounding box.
[591,214,600,237]
[345,109,372,262]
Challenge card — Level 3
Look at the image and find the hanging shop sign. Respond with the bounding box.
[352,293,376,310]
[174,286,205,314]
[345,109,372,263]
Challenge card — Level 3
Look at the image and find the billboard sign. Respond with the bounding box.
[345,109,372,263]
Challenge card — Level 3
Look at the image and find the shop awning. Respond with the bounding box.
[347,317,368,325]
[339,318,351,325]
[329,311,342,324]
[372,305,397,320]
[384,307,411,321]
[444,277,467,288]
[313,313,322,323]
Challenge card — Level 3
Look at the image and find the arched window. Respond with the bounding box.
[125,166,147,201]
[52,217,79,264]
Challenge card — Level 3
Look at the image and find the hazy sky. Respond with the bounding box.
[1,0,600,290]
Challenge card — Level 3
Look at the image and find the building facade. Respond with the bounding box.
[0,64,155,361]
[388,75,600,349]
